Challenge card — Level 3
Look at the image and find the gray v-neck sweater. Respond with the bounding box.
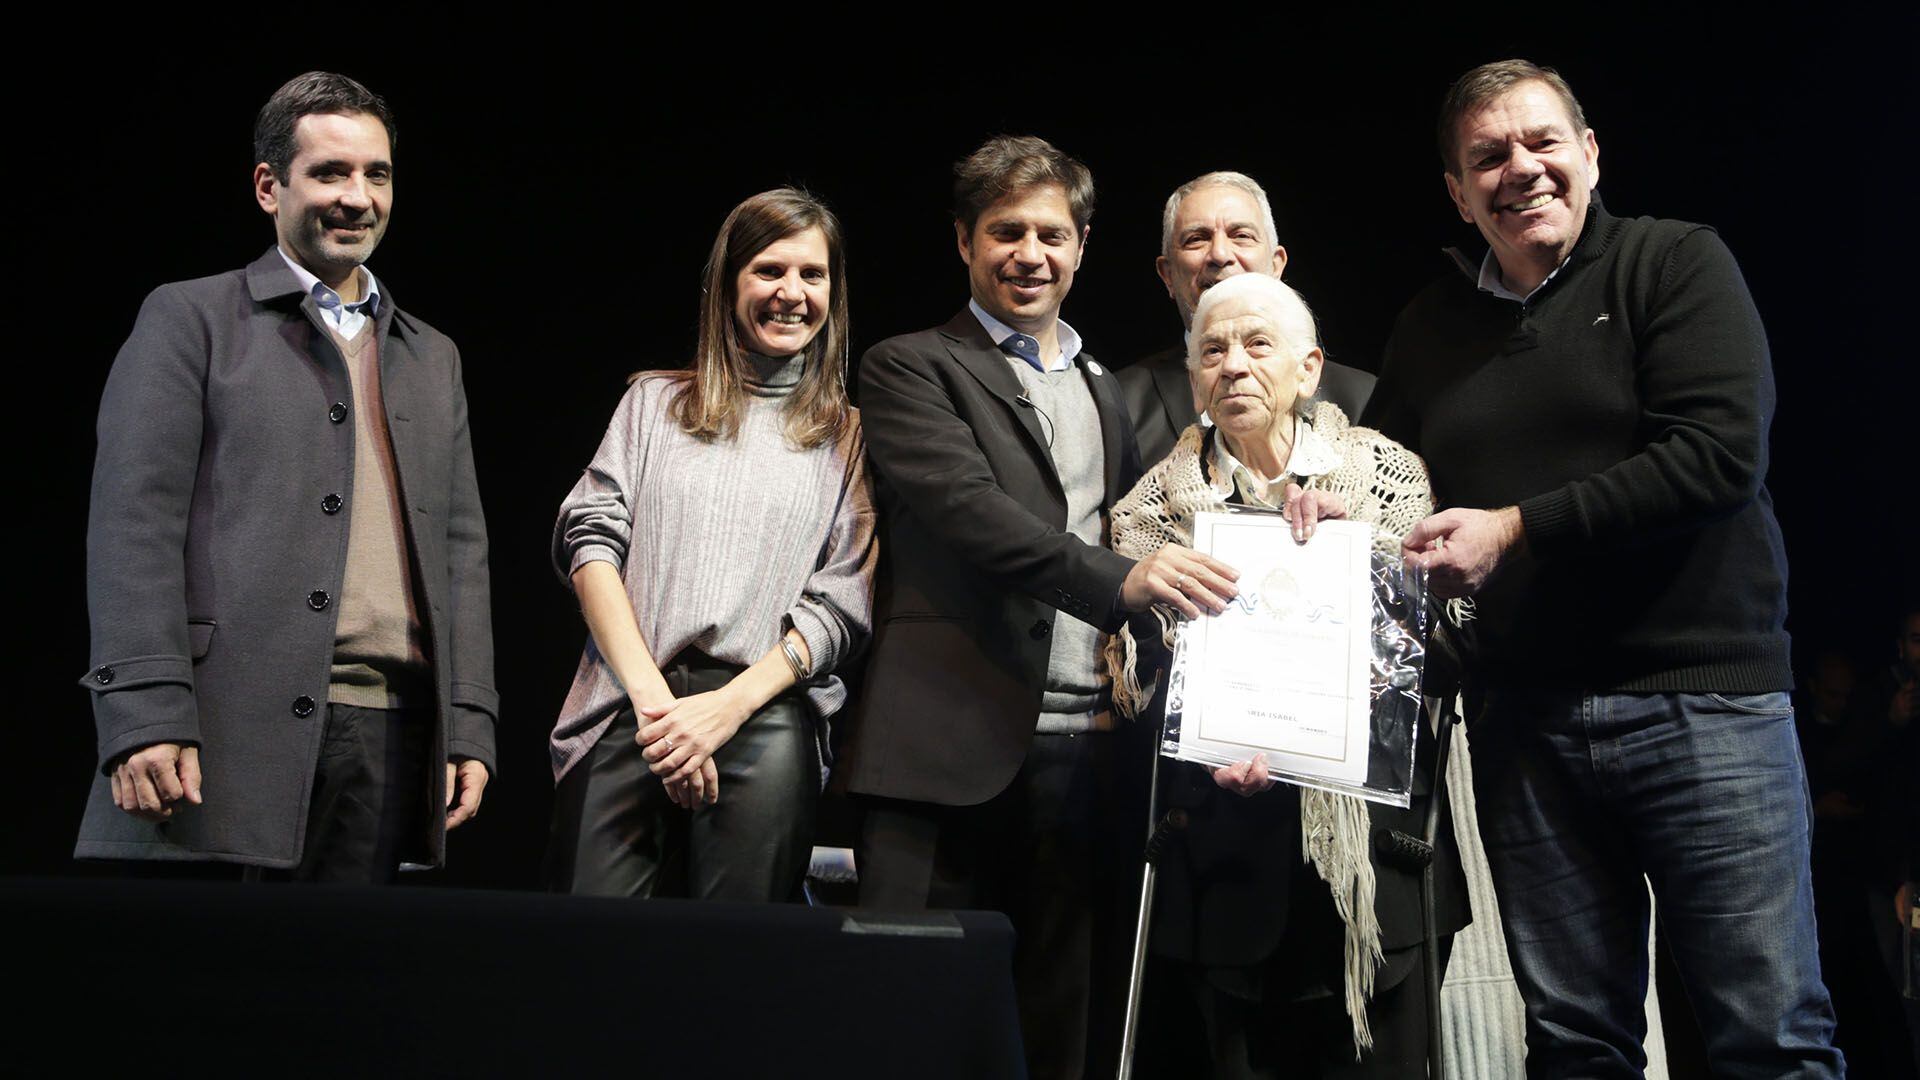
[1012,360,1112,733]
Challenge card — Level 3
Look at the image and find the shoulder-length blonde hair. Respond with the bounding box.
[656,188,852,449]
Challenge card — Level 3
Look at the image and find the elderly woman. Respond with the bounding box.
[1110,272,1469,1077]
[547,189,876,902]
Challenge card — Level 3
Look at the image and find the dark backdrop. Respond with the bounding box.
[13,19,1915,883]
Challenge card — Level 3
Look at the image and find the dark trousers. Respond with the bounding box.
[549,655,818,902]
[1179,937,1453,1080]
[102,705,433,884]
[858,730,1117,1080]
[265,703,432,885]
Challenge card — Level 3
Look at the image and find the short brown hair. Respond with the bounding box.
[1437,60,1588,175]
[952,135,1095,234]
[663,188,853,450]
[254,71,394,183]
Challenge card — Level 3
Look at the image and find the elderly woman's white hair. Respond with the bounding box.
[1185,271,1321,369]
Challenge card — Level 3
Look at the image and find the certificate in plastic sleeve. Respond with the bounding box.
[1175,512,1374,787]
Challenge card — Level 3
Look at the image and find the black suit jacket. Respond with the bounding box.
[845,309,1143,806]
[1117,344,1380,470]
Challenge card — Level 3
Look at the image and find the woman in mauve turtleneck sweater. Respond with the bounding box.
[547,189,875,901]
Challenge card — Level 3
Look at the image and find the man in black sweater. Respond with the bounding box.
[1365,59,1843,1077]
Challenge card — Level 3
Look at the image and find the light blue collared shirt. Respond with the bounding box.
[1475,249,1571,305]
[969,298,1083,373]
[278,248,382,340]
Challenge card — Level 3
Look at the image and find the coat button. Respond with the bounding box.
[321,493,344,514]
[1168,808,1190,829]
[307,589,332,611]
[1030,620,1051,641]
[329,402,349,423]
[291,695,316,718]
[93,665,115,685]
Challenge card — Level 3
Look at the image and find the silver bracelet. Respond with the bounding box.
[780,637,809,682]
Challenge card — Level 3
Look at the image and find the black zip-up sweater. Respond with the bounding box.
[1367,201,1791,692]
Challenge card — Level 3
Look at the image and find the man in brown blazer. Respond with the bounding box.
[76,71,497,882]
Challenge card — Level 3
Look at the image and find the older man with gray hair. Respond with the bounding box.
[1119,171,1376,469]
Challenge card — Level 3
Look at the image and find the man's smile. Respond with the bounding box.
[1503,192,1556,213]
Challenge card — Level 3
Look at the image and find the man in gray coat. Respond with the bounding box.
[76,71,498,882]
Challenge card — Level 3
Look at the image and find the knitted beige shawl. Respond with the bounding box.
[1105,402,1437,1054]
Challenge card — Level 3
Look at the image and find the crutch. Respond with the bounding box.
[1117,706,1174,1079]
[1372,693,1460,1080]
[1418,699,1460,1080]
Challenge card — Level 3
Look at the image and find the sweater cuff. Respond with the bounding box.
[1517,490,1582,559]
[567,545,623,578]
[785,607,840,678]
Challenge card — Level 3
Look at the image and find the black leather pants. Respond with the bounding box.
[550,652,818,902]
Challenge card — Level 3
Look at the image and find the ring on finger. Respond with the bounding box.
[1174,574,1190,593]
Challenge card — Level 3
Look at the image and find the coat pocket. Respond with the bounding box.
[188,619,216,661]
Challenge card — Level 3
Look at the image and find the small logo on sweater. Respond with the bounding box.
[1592,313,1611,326]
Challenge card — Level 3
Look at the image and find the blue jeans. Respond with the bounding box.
[1468,688,1844,1078]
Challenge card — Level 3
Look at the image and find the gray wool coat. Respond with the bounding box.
[76,248,498,868]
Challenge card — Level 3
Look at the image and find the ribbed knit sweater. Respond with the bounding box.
[549,356,877,780]
[1368,201,1791,692]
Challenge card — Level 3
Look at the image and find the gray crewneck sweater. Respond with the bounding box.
[549,355,877,780]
